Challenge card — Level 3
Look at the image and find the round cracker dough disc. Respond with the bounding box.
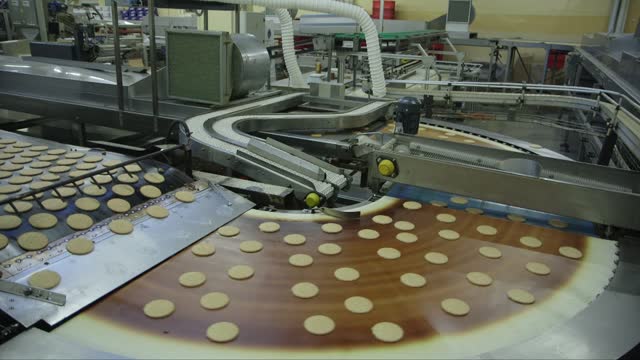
[4,147,23,154]
[20,168,43,176]
[228,265,254,280]
[11,156,32,164]
[4,201,32,213]
[436,213,456,223]
[358,229,380,240]
[143,299,175,319]
[42,198,67,211]
[476,225,498,236]
[75,197,100,211]
[0,215,22,230]
[28,213,58,229]
[140,185,162,199]
[559,246,583,259]
[191,242,215,256]
[318,243,341,255]
[32,160,52,168]
[0,184,21,194]
[0,171,10,179]
[394,221,415,231]
[146,205,169,219]
[334,267,359,281]
[75,162,96,171]
[239,240,263,253]
[39,154,58,161]
[66,237,94,255]
[259,221,280,233]
[144,173,165,185]
[66,214,93,230]
[200,292,230,310]
[0,234,8,250]
[90,174,112,185]
[17,232,48,251]
[371,322,404,343]
[8,176,32,185]
[28,270,60,289]
[49,165,70,174]
[396,232,418,243]
[507,214,526,222]
[117,174,139,184]
[289,254,313,267]
[102,159,121,167]
[13,141,31,148]
[344,296,373,314]
[124,164,142,173]
[109,219,134,235]
[430,200,448,207]
[65,151,86,159]
[291,282,319,299]
[52,187,76,198]
[0,138,16,145]
[372,215,393,224]
[178,271,206,287]
[507,289,535,304]
[549,219,568,228]
[175,191,195,203]
[425,252,448,265]
[466,272,493,286]
[403,201,422,210]
[438,229,460,240]
[400,273,426,288]
[56,159,77,166]
[40,173,59,182]
[304,315,335,335]
[441,298,470,316]
[112,184,135,197]
[450,196,469,205]
[82,185,107,197]
[377,247,401,260]
[207,322,239,343]
[30,145,48,152]
[48,149,66,155]
[284,234,306,245]
[321,223,342,234]
[526,262,551,275]
[520,236,542,248]
[466,207,484,215]
[83,155,103,163]
[478,246,502,259]
[107,198,131,213]
[218,225,240,237]
[0,163,22,172]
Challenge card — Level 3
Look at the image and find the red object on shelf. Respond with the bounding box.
[372,0,396,19]
[430,43,444,61]
[547,50,567,70]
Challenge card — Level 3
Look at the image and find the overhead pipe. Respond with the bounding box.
[615,0,630,33]
[608,0,621,33]
[275,9,306,87]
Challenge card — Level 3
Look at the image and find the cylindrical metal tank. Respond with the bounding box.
[231,33,270,99]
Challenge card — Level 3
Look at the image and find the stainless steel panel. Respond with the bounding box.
[230,33,270,99]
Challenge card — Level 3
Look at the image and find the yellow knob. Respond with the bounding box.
[378,159,395,176]
[305,192,321,208]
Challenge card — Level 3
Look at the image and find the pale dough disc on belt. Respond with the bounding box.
[519,236,542,248]
[304,315,335,336]
[107,198,131,213]
[284,233,306,245]
[507,289,535,304]
[4,147,23,154]
[291,282,319,299]
[28,270,60,289]
[396,232,418,243]
[218,225,240,237]
[0,153,14,160]
[318,243,341,255]
[19,168,43,176]
[377,247,401,260]
[12,141,32,148]
[321,222,342,234]
[358,229,380,240]
[20,151,40,158]
[438,229,460,241]
[112,184,134,197]
[52,187,76,198]
[425,252,448,265]
[478,246,502,259]
[436,213,456,223]
[0,163,22,171]
[75,162,96,171]
[56,158,77,166]
[441,298,470,316]
[0,233,8,250]
[66,214,94,230]
[83,155,103,163]
[394,221,415,231]
[144,172,165,185]
[466,272,493,286]
[40,173,59,182]
[8,176,32,185]
[65,151,86,159]
[42,198,67,211]
[344,296,373,314]
[559,246,583,259]
[239,240,263,253]
[526,262,551,275]
[82,184,107,197]
[371,322,404,343]
[102,159,121,167]
[47,148,66,155]
[0,171,11,179]
[117,173,139,184]
[64,179,85,188]
[38,154,58,162]
[175,191,195,203]
[334,267,359,281]
[30,145,48,152]
[146,205,169,219]
[191,242,215,256]
[0,215,22,230]
[140,185,162,199]
[507,213,526,222]
[450,196,469,205]
[90,174,112,185]
[466,207,484,215]
[207,322,239,343]
[69,170,86,178]
[49,165,70,174]
[549,219,568,228]
[124,164,143,173]
[109,219,134,235]
[4,201,32,213]
[228,265,254,280]
[0,138,16,145]
[0,185,21,194]
[28,213,58,229]
[31,161,52,169]
[289,253,313,267]
[30,181,51,190]
[143,299,175,319]
[372,215,393,224]
[178,271,206,287]
[476,225,498,236]
[403,201,422,210]
[66,237,94,255]
[17,232,48,251]
[11,157,32,164]
[400,273,426,288]
[75,197,100,211]
[259,221,280,233]
[200,292,230,310]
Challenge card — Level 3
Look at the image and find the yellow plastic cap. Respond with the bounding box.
[305,192,321,208]
[378,159,395,176]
